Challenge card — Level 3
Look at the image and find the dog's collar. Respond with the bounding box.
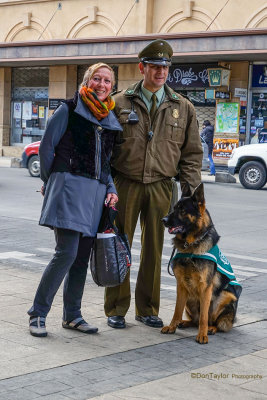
[183,226,211,249]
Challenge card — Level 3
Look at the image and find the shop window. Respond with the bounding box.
[11,67,49,146]
[250,93,267,143]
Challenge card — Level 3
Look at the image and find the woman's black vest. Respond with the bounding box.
[52,97,116,185]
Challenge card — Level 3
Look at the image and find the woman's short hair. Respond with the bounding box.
[80,63,115,89]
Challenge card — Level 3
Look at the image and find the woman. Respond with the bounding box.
[28,63,122,337]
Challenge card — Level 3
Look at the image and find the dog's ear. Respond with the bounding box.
[192,183,205,205]
[181,182,192,198]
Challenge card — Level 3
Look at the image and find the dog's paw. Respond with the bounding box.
[178,320,193,329]
[196,333,209,344]
[161,325,176,334]
[208,326,217,335]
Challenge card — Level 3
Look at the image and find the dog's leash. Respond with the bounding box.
[167,247,176,276]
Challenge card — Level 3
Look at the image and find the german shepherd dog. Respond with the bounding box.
[161,183,241,344]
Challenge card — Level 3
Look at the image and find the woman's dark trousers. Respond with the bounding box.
[28,228,94,321]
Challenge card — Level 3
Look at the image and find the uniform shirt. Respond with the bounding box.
[140,84,165,112]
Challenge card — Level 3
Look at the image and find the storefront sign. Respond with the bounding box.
[167,64,217,88]
[208,68,231,87]
[234,88,247,98]
[213,138,239,160]
[252,65,267,87]
[49,98,64,110]
[215,102,240,134]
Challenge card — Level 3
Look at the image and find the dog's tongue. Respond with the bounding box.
[168,227,181,234]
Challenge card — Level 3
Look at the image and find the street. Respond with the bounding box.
[1,167,267,288]
[0,167,267,399]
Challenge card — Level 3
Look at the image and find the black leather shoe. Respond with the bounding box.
[135,315,163,328]
[107,316,126,329]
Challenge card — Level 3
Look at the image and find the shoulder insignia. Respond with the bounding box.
[172,93,179,99]
[126,89,134,95]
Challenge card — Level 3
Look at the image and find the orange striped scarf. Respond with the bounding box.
[79,86,115,121]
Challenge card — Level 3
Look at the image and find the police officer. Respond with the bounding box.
[104,39,203,329]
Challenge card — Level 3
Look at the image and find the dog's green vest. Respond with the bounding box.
[172,244,242,289]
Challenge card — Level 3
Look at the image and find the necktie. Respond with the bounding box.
[150,93,157,124]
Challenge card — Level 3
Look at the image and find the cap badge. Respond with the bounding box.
[158,52,163,57]
[172,109,179,119]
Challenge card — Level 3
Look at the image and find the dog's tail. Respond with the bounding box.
[217,315,234,332]
[216,299,238,332]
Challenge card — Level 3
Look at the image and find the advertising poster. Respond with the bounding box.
[39,106,45,118]
[13,102,22,119]
[215,102,240,134]
[32,104,38,119]
[213,138,239,160]
[22,101,32,120]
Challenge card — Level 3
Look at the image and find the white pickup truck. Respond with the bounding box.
[228,143,267,189]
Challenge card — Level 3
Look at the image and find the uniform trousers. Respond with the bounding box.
[28,228,93,321]
[104,175,173,317]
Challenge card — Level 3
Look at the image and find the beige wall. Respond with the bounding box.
[48,65,77,116]
[0,0,266,43]
[0,67,11,155]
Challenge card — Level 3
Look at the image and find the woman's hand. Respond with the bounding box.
[105,192,118,207]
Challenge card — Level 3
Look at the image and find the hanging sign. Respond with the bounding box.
[208,68,231,87]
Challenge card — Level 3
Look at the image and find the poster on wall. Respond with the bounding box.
[22,101,32,120]
[215,102,240,134]
[39,106,45,118]
[32,104,38,119]
[13,102,22,119]
[213,138,239,160]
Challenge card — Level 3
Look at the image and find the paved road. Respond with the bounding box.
[1,167,267,287]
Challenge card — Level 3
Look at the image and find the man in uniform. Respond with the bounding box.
[105,39,203,329]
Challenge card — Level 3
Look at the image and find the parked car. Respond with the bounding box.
[228,143,267,190]
[21,141,40,177]
[21,136,210,177]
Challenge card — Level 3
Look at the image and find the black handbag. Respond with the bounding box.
[90,205,131,287]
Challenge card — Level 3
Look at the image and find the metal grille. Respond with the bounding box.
[12,67,49,88]
[196,107,215,130]
[12,87,48,101]
[77,65,118,90]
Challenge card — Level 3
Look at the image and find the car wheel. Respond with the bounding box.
[239,161,267,190]
[28,155,40,177]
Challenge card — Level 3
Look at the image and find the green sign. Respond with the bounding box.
[208,68,222,86]
[215,102,240,134]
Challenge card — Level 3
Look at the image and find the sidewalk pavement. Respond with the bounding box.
[0,255,266,400]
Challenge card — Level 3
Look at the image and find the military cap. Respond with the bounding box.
[138,39,173,66]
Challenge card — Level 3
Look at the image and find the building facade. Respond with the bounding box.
[0,0,267,160]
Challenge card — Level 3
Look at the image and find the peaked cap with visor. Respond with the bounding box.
[138,39,173,66]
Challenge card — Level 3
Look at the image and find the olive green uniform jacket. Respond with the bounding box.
[104,81,203,318]
[111,81,203,189]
